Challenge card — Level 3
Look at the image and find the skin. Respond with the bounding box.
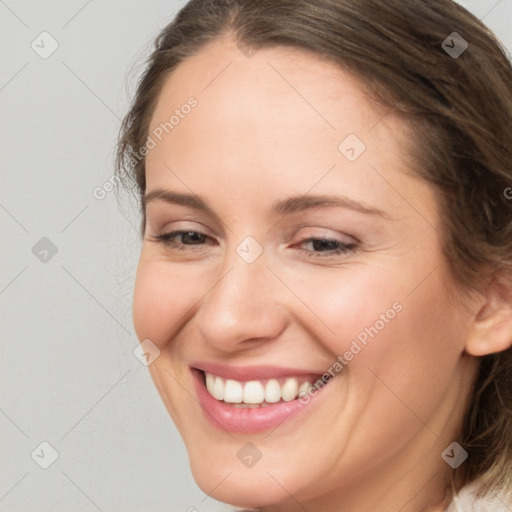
[132,37,512,511]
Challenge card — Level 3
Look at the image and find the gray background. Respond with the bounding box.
[1,1,511,511]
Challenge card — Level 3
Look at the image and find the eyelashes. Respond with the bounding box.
[299,237,357,257]
[153,230,210,248]
[149,230,358,258]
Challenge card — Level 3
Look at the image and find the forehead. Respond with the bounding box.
[144,38,431,223]
[148,38,390,144]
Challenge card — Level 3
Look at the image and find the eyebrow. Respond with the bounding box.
[143,189,390,219]
[272,194,389,218]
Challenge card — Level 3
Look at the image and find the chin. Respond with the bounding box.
[187,452,296,508]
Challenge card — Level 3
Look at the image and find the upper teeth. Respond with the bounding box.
[205,372,313,405]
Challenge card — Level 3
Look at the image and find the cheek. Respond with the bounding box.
[132,259,198,347]
[285,264,404,356]
[341,266,465,429]
[293,257,463,411]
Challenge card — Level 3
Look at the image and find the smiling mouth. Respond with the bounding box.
[191,366,332,432]
[200,370,320,407]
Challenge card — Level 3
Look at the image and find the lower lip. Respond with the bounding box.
[191,369,321,434]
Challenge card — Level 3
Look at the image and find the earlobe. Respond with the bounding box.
[465,274,512,357]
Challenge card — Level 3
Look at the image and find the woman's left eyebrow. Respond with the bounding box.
[272,194,392,219]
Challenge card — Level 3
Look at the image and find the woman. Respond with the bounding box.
[117,0,512,510]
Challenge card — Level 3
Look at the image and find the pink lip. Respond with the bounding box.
[191,361,322,382]
[190,367,327,434]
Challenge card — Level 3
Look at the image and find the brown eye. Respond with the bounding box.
[298,237,357,257]
[151,230,213,248]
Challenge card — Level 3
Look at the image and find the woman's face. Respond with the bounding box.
[133,39,478,510]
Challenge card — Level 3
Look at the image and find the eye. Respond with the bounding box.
[296,237,357,257]
[149,230,215,250]
[148,230,358,257]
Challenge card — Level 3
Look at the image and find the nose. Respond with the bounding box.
[195,248,288,352]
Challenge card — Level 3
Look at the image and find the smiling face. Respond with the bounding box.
[132,38,480,511]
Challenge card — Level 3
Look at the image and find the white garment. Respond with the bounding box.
[447,481,512,512]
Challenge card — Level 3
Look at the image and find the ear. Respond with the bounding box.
[465,272,512,356]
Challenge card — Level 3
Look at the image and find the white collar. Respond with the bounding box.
[446,481,511,511]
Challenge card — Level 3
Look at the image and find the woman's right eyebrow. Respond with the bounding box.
[143,189,224,227]
[143,189,213,214]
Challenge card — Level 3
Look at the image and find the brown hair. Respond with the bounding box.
[116,0,512,499]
